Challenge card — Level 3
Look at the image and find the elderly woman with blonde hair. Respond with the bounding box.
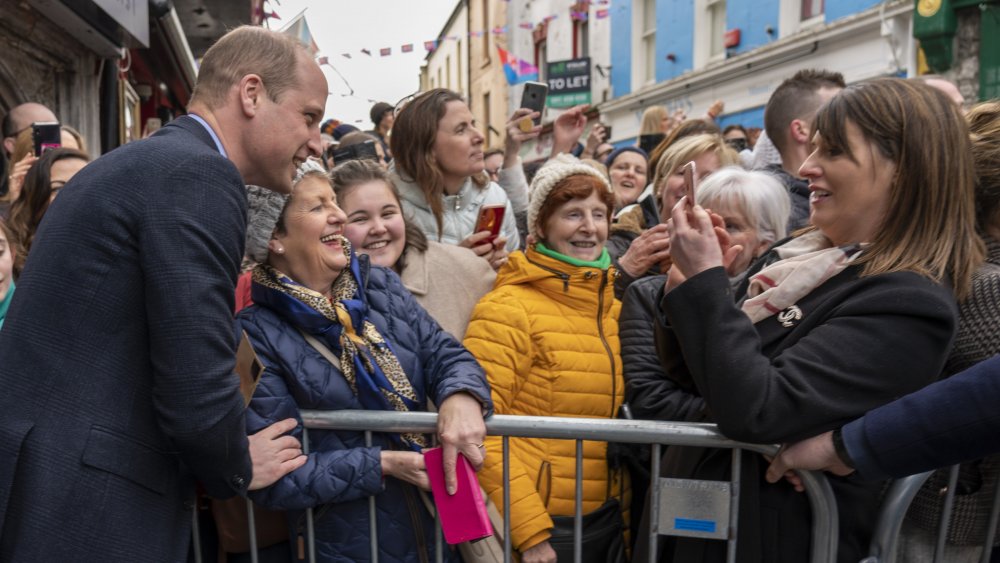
[608,134,738,295]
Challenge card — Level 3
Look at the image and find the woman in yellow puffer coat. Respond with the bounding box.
[464,154,629,563]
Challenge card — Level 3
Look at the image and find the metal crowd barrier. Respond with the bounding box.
[865,465,1000,563]
[194,410,840,563]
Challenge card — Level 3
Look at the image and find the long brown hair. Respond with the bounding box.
[7,147,90,267]
[812,78,983,299]
[390,88,487,237]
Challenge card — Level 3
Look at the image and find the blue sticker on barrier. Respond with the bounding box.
[674,518,717,533]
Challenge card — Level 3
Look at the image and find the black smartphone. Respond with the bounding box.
[520,81,548,126]
[32,122,61,156]
[602,123,612,141]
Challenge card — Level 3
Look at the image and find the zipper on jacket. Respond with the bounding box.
[597,269,619,501]
[525,254,572,292]
[596,269,616,420]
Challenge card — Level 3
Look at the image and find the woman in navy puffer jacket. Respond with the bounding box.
[238,166,493,563]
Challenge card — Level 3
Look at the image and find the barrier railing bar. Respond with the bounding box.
[300,410,838,563]
[503,435,512,562]
[574,439,583,563]
[980,476,1000,563]
[649,442,661,563]
[246,497,259,563]
[727,447,741,563]
[866,471,933,562]
[933,465,961,563]
[363,429,376,563]
[800,470,838,563]
[302,411,777,454]
[192,502,203,563]
[305,428,317,563]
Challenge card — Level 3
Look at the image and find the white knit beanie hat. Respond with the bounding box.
[527,153,612,235]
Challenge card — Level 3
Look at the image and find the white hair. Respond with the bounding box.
[695,167,790,243]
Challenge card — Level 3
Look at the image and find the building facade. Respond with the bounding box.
[603,0,918,145]
[421,2,470,99]
[0,0,249,157]
[468,0,513,149]
[506,0,613,160]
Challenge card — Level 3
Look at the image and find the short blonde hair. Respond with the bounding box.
[639,106,669,136]
[653,134,739,196]
[191,26,306,109]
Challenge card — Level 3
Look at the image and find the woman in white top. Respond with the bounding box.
[390,88,519,270]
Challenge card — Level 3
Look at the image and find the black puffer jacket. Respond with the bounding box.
[621,275,705,422]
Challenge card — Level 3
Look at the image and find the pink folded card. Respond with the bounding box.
[423,447,493,544]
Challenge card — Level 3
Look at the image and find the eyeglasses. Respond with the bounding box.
[393,91,421,119]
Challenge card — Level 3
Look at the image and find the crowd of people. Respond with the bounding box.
[1,23,999,563]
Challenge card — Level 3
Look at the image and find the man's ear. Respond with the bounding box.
[239,74,265,118]
[789,119,811,145]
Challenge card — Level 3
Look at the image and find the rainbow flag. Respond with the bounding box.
[497,46,539,85]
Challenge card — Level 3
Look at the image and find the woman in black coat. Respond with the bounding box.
[636,78,985,563]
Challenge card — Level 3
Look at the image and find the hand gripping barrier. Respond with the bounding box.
[193,411,840,563]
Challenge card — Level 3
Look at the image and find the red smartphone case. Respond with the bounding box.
[423,447,493,545]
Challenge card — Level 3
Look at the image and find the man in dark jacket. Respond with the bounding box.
[762,69,845,230]
[0,26,325,561]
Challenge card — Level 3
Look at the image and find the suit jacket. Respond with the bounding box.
[0,116,253,562]
[844,353,1000,481]
[635,260,957,563]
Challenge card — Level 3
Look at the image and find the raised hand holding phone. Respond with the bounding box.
[519,81,548,131]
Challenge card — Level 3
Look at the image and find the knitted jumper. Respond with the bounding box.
[907,235,1000,545]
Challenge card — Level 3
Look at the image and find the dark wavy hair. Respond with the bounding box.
[7,147,89,268]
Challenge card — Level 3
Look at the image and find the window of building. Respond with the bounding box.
[446,54,452,89]
[457,40,463,93]
[573,18,590,59]
[708,0,726,59]
[640,0,656,84]
[801,0,823,21]
[483,91,491,146]
[535,39,548,82]
[481,3,490,64]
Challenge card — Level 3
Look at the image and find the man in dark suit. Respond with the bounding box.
[0,26,326,560]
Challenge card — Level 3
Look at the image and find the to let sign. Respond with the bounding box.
[546,57,591,108]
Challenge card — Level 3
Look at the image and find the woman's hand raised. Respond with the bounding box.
[618,223,671,277]
[666,198,743,290]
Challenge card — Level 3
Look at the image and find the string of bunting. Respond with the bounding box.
[261,0,611,60]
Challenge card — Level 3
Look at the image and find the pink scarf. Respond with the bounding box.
[742,230,865,324]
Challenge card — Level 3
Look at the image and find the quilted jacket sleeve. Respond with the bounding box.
[238,311,385,511]
[621,276,705,422]
[463,291,554,552]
